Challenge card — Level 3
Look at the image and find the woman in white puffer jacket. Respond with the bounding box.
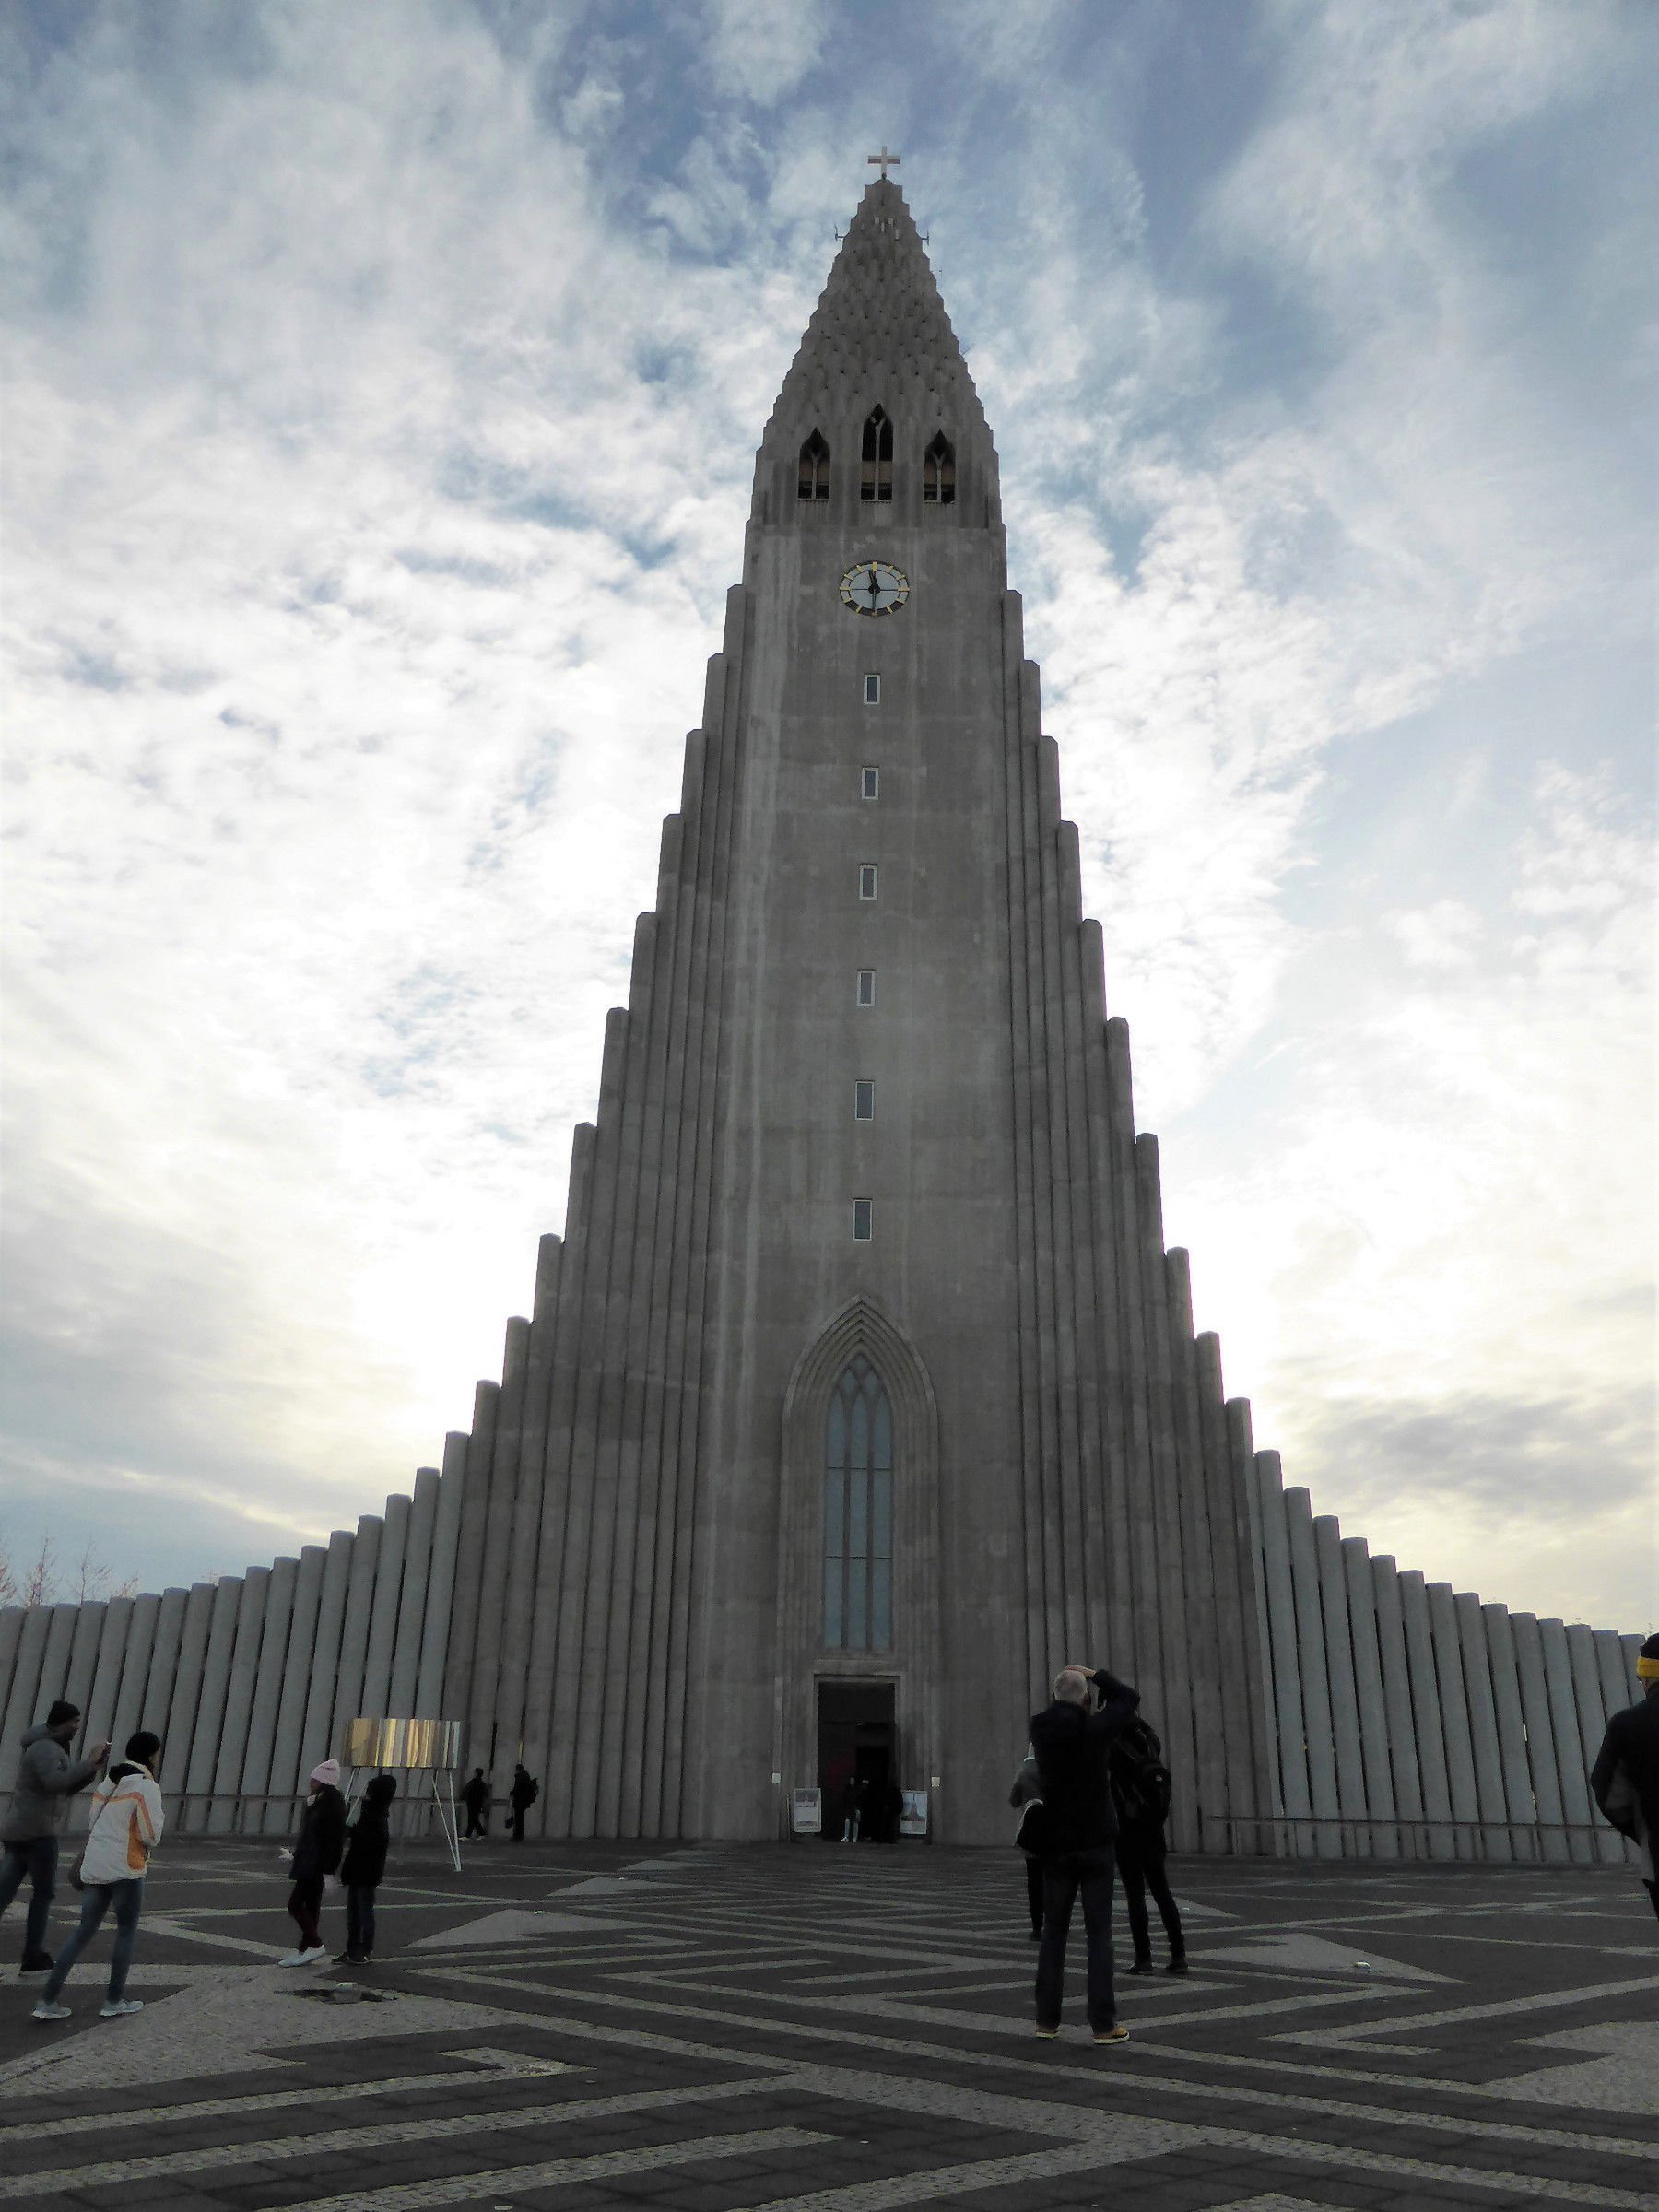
[32,1732,164,2024]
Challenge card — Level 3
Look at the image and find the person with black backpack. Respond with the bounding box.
[1108,1717,1186,1974]
[508,1764,538,1842]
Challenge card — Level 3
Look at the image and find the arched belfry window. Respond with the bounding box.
[798,429,830,501]
[924,432,956,505]
[860,407,893,502]
[823,1356,893,1649]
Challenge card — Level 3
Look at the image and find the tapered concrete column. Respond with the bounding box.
[1537,1618,1594,1863]
[442,1388,500,1768]
[417,1436,468,1719]
[1283,1489,1340,1854]
[209,1568,269,1832]
[1368,1561,1424,1852]
[1313,1515,1367,1846]
[139,1591,188,1743]
[1254,1456,1312,1850]
[0,1606,53,1793]
[1453,1593,1512,1862]
[1426,1583,1479,1855]
[298,1530,354,1784]
[1395,1571,1453,1859]
[1619,1634,1642,1702]
[160,1584,217,1798]
[64,1601,107,1726]
[1509,1613,1568,1864]
[1480,1606,1537,1860]
[1594,1629,1634,1726]
[388,1468,440,1719]
[83,1598,135,1768]
[110,1594,160,1759]
[239,1558,296,1810]
[0,1611,22,1740]
[329,1517,382,1760]
[34,1606,78,1730]
[1342,1539,1396,1857]
[267,1545,326,1829]
[184,1577,243,1833]
[1564,1624,1619,1863]
[1228,1397,1280,1844]
[359,1493,409,1724]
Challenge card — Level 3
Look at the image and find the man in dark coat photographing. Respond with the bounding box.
[1029,1663,1139,2044]
[1592,1631,1659,1922]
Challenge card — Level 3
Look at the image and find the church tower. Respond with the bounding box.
[5,178,1635,1869]
[436,172,1282,1846]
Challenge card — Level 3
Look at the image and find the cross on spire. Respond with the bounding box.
[867,147,900,180]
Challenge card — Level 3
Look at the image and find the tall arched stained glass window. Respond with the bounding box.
[823,1357,893,1650]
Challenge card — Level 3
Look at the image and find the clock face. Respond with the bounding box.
[839,560,910,617]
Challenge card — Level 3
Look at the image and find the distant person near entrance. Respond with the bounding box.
[0,1700,108,1977]
[839,1773,860,1842]
[1592,1632,1659,1922]
[1109,1716,1186,1974]
[462,1769,490,1840]
[509,1764,537,1841]
[1028,1664,1139,2044]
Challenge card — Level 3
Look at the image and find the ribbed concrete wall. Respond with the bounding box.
[0,1464,462,1835]
[1241,1456,1642,1862]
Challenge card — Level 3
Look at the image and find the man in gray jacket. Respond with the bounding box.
[0,1701,109,1973]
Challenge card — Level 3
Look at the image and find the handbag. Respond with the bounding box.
[1014,1797,1054,1855]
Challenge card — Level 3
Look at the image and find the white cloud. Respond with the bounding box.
[1,0,1651,1632]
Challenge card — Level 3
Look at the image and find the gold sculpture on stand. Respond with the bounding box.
[343,1717,463,1868]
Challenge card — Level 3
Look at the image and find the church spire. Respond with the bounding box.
[751,177,998,528]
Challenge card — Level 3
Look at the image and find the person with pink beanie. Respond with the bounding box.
[277,1759,346,1965]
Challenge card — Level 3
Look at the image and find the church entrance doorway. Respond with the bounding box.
[818,1678,897,1842]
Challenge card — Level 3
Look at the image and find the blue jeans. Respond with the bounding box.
[0,1836,58,1957]
[1035,1847,1118,2030]
[43,1878,144,2002]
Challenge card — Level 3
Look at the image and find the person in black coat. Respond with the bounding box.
[508,1764,537,1841]
[336,1774,397,1964]
[1029,1663,1139,2043]
[1591,1631,1659,1922]
[1110,1717,1187,1974]
[278,1759,347,1966]
[461,1769,490,1841]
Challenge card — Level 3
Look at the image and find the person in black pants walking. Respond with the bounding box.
[1029,1663,1140,2044]
[335,1774,396,1965]
[508,1764,537,1841]
[1592,1631,1659,1921]
[1109,1718,1187,1975]
[461,1770,489,1841]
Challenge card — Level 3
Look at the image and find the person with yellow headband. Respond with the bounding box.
[1591,1632,1659,1924]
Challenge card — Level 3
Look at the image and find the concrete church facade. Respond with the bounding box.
[1,181,1643,1861]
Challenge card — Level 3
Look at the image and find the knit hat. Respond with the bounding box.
[1638,1632,1659,1683]
[311,1759,342,1787]
[45,1700,79,1728]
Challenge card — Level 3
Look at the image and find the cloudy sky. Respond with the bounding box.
[3,0,1653,1631]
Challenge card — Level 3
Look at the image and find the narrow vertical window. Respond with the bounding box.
[863,673,880,705]
[798,428,830,501]
[852,1198,874,1241]
[924,432,956,505]
[854,1079,875,1120]
[861,407,894,501]
[824,1357,891,1649]
[856,969,876,1006]
[861,767,879,799]
[858,864,877,900]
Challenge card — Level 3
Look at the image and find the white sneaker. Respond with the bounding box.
[31,2002,71,2021]
[100,1997,144,2018]
[299,1946,327,1965]
[276,1949,310,1966]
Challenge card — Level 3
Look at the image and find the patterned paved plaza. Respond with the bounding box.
[1,1839,1655,2208]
